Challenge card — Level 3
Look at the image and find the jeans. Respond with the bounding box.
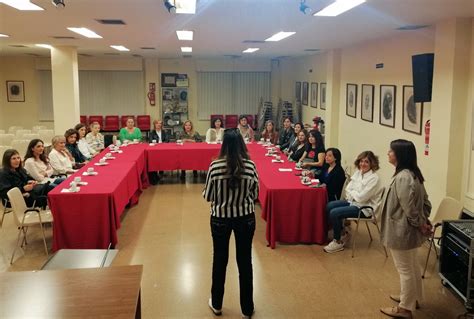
[391,248,424,311]
[326,200,360,240]
[210,213,255,316]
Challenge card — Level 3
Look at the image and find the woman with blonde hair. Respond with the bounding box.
[179,120,202,143]
[86,121,104,152]
[149,119,170,143]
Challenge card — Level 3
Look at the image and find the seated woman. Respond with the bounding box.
[75,123,97,160]
[237,115,254,142]
[206,117,224,143]
[24,139,65,187]
[287,130,307,162]
[324,151,382,253]
[298,130,325,176]
[284,122,303,154]
[320,148,346,202]
[49,135,76,175]
[65,129,87,165]
[179,120,202,143]
[261,120,279,145]
[0,149,53,208]
[278,117,294,150]
[119,117,142,142]
[85,121,104,153]
[149,119,170,143]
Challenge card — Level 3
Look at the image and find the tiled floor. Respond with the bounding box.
[0,174,466,318]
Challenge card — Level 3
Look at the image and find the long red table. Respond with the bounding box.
[48,144,149,251]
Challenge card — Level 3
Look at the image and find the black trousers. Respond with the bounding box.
[210,213,255,316]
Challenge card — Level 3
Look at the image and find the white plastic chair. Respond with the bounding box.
[15,129,32,139]
[0,134,15,146]
[422,197,463,278]
[8,126,23,134]
[32,125,47,133]
[38,129,55,146]
[11,139,30,158]
[0,129,5,134]
[22,133,40,141]
[0,145,11,157]
[7,187,53,264]
[0,197,12,227]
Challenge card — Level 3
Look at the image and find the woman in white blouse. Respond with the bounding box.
[206,117,224,143]
[75,123,97,159]
[49,135,76,175]
[23,139,65,186]
[324,151,383,253]
[85,121,104,152]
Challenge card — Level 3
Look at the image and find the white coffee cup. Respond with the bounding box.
[275,155,281,161]
[74,176,81,183]
[177,139,183,144]
[260,138,264,142]
[70,182,78,192]
[152,140,157,144]
[108,144,114,149]
[116,140,122,146]
[266,138,270,143]
[296,162,302,168]
[87,167,94,173]
[133,139,139,143]
[99,158,106,164]
[106,152,112,158]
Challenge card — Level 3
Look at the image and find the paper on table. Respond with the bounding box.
[82,172,98,176]
[61,187,81,193]
[94,162,109,166]
[278,168,293,172]
[272,159,284,163]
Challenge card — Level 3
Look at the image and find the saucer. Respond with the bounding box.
[83,172,98,176]
[94,162,109,166]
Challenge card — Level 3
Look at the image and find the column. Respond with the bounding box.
[51,46,80,134]
[324,49,342,147]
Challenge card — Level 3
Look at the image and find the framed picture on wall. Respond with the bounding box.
[346,83,357,118]
[310,82,318,108]
[361,84,374,122]
[402,85,423,135]
[161,73,178,87]
[379,85,396,128]
[295,82,301,102]
[320,82,327,110]
[302,82,309,106]
[6,81,25,102]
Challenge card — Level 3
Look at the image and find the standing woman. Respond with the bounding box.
[203,129,259,319]
[261,120,279,145]
[380,140,432,319]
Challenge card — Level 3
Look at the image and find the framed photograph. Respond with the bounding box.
[310,82,318,108]
[379,85,396,128]
[402,85,423,135]
[302,82,309,106]
[6,81,25,102]
[161,73,178,87]
[361,84,374,122]
[295,82,301,102]
[320,82,327,110]
[346,83,357,118]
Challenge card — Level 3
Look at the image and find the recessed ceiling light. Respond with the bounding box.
[35,44,53,49]
[265,31,296,42]
[314,0,366,17]
[243,48,259,53]
[67,27,102,39]
[0,0,44,11]
[110,45,130,51]
[175,0,196,14]
[0,33,9,38]
[176,30,193,41]
[181,47,192,53]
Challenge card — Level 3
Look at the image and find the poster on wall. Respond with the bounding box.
[6,81,25,102]
[310,82,318,108]
[320,82,327,110]
[402,85,423,135]
[295,82,301,102]
[361,84,374,122]
[346,83,357,118]
[302,82,309,106]
[379,85,396,128]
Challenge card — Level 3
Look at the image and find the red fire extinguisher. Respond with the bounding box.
[147,82,156,106]
[424,120,430,156]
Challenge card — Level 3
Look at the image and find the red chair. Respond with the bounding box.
[136,115,151,131]
[88,115,104,128]
[104,115,120,132]
[210,114,224,127]
[121,115,135,129]
[225,115,238,128]
[80,115,87,126]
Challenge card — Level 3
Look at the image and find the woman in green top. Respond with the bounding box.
[179,120,202,142]
[119,118,142,142]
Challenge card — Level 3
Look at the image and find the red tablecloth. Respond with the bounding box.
[146,143,221,171]
[246,144,328,248]
[48,145,147,251]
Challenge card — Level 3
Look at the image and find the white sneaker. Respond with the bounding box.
[323,239,344,253]
[208,298,222,316]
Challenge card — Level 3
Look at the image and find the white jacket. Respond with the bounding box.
[49,148,74,175]
[78,138,96,159]
[345,169,383,216]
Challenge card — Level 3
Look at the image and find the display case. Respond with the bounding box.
[161,79,188,139]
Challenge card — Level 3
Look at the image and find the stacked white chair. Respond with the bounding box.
[0,130,5,134]
[38,129,55,146]
[11,140,30,158]
[22,133,40,141]
[8,126,23,134]
[32,125,48,133]
[0,133,15,146]
[0,145,10,158]
[15,129,32,139]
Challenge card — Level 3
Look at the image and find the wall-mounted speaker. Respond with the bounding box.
[412,53,434,103]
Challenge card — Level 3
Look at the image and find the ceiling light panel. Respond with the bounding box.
[314,0,366,17]
[176,30,193,41]
[0,33,9,37]
[265,31,296,42]
[181,47,192,53]
[175,0,196,14]
[0,0,44,11]
[243,48,259,53]
[67,27,102,38]
[35,44,52,49]
[110,45,130,51]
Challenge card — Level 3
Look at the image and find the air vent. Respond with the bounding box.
[9,45,27,48]
[223,54,242,59]
[104,52,120,55]
[96,19,126,25]
[397,25,429,31]
[132,54,143,58]
[243,40,265,44]
[140,47,156,50]
[52,36,77,39]
[304,49,320,52]
[79,53,93,57]
[182,55,192,58]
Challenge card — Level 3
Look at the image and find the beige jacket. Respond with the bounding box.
[380,169,432,250]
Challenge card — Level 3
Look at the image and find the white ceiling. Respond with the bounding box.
[0,0,473,58]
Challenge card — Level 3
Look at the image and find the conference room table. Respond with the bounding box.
[48,143,149,251]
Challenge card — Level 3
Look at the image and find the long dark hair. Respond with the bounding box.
[390,139,425,183]
[219,129,249,189]
[308,130,325,149]
[326,148,342,166]
[64,129,79,145]
[2,149,20,171]
[74,123,87,139]
[24,139,48,165]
